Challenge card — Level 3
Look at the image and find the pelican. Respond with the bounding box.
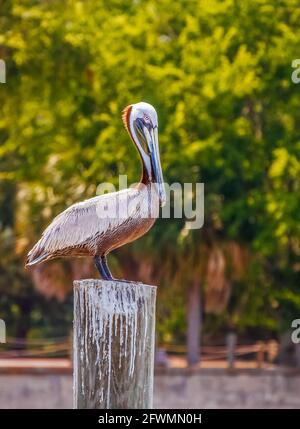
[26,102,166,281]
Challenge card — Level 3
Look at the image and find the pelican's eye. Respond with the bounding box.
[143,113,151,124]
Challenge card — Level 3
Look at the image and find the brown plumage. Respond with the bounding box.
[26,102,165,280]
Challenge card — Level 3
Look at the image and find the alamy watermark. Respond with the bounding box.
[0,59,5,83]
[291,319,300,344]
[0,319,6,343]
[96,175,204,230]
[291,59,300,84]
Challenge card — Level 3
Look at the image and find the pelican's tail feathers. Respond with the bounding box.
[25,249,50,268]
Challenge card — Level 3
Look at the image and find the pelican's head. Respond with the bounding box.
[122,102,166,206]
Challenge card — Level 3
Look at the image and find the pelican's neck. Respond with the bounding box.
[127,114,152,186]
[141,159,152,185]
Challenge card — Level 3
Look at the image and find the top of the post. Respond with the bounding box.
[73,279,157,315]
[73,279,156,291]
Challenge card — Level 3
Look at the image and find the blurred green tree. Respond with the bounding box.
[0,0,300,360]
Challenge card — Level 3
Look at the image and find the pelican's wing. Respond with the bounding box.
[26,188,139,266]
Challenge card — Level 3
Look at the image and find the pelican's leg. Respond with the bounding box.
[101,255,114,280]
[96,255,142,284]
[94,255,112,280]
[101,256,140,283]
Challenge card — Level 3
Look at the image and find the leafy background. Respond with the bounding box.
[0,0,300,361]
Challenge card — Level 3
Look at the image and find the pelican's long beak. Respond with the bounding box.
[145,126,166,207]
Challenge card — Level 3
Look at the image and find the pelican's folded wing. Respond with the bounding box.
[26,188,139,266]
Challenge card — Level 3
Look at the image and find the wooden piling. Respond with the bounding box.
[226,332,237,370]
[256,341,265,368]
[73,279,156,409]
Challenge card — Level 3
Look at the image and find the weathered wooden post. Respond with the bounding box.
[73,279,156,409]
[226,332,237,370]
[256,341,265,368]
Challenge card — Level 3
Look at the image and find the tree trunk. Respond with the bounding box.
[187,276,201,365]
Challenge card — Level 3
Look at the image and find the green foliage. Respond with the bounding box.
[0,0,300,341]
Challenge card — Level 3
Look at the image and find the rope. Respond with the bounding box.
[0,339,277,360]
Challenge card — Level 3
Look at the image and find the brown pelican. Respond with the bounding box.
[26,102,166,281]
